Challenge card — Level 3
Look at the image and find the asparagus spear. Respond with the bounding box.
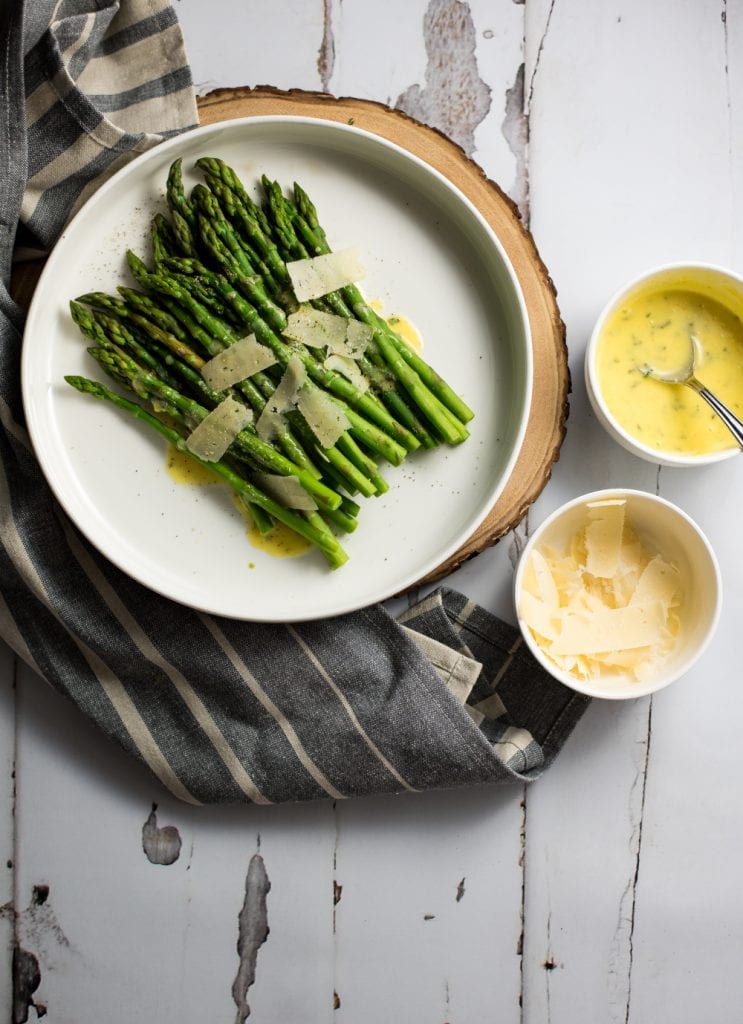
[194,158,443,444]
[292,180,475,428]
[170,207,198,258]
[151,214,178,268]
[155,254,415,460]
[95,275,384,490]
[64,376,348,569]
[260,177,468,445]
[166,158,197,232]
[252,187,438,449]
[86,342,343,513]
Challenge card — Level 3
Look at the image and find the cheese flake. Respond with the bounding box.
[283,308,348,350]
[528,549,560,608]
[185,396,253,462]
[550,603,667,655]
[254,354,307,440]
[253,473,317,511]
[287,247,365,302]
[517,591,560,642]
[201,335,277,390]
[296,386,350,448]
[345,319,373,358]
[255,410,284,442]
[270,354,307,412]
[324,353,369,393]
[629,555,681,609]
[584,500,626,578]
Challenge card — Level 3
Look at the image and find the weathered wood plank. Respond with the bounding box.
[333,787,524,1023]
[323,0,430,103]
[13,660,338,1021]
[329,5,527,1021]
[177,0,328,95]
[0,644,15,1024]
[523,1,738,1021]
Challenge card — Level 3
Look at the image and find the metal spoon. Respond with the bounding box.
[640,334,743,449]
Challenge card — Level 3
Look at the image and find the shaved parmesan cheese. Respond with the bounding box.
[283,308,348,350]
[253,473,317,510]
[548,556,584,601]
[550,603,666,655]
[600,647,655,669]
[287,247,365,302]
[529,549,560,608]
[282,306,373,392]
[270,354,307,412]
[324,353,369,393]
[345,319,373,358]
[296,386,350,448]
[201,334,277,390]
[584,500,625,578]
[255,410,284,442]
[518,502,683,684]
[518,592,560,641]
[185,397,253,462]
[630,556,680,609]
[255,354,307,440]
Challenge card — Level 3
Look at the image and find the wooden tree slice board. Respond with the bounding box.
[12,87,568,589]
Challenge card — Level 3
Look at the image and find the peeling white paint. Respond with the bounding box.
[317,0,336,92]
[142,805,182,866]
[396,0,492,156]
[502,62,529,219]
[232,851,271,1024]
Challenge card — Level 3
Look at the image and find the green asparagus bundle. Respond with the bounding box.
[66,156,474,569]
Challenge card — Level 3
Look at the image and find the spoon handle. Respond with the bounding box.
[687,379,743,449]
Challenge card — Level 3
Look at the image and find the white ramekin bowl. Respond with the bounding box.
[513,489,722,700]
[585,262,743,467]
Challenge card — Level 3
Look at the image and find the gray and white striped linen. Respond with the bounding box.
[0,0,589,804]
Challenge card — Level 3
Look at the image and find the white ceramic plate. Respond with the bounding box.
[22,117,532,621]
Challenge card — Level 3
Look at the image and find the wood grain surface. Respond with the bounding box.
[12,86,569,585]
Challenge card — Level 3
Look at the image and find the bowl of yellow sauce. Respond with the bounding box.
[585,263,743,465]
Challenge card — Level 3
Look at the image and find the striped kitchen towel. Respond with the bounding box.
[0,0,589,804]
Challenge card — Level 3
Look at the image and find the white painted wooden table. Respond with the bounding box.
[3,2,742,1021]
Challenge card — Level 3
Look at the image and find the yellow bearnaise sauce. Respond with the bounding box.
[597,276,743,455]
[369,299,423,354]
[165,445,311,560]
[387,313,423,353]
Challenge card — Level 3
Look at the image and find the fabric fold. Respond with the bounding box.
[19,0,199,257]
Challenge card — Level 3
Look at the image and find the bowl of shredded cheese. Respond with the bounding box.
[514,489,721,699]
